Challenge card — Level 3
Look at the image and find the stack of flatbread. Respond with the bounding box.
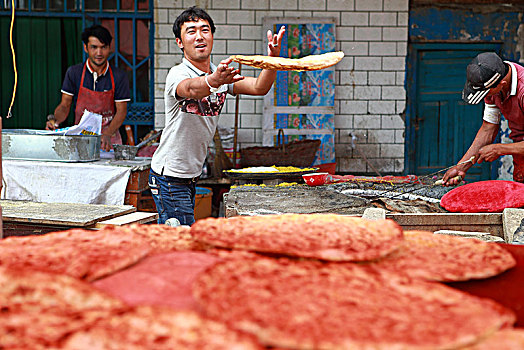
[0,213,521,349]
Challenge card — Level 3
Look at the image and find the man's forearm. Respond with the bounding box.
[104,108,126,136]
[53,104,70,124]
[252,69,277,95]
[494,141,524,157]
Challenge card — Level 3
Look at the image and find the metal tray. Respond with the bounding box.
[2,129,100,162]
[223,167,319,180]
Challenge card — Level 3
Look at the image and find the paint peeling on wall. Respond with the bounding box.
[410,7,523,61]
[516,16,524,64]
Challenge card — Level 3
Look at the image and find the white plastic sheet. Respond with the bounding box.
[2,160,131,205]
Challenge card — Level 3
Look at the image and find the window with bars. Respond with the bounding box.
[0,0,154,140]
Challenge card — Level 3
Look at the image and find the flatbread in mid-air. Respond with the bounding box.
[229,51,344,71]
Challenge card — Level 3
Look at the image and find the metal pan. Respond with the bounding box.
[113,130,162,160]
[2,129,100,162]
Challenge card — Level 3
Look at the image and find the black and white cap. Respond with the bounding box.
[462,52,508,105]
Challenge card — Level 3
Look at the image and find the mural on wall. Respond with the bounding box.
[263,22,336,167]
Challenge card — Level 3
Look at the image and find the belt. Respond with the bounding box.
[168,175,200,184]
[152,169,199,184]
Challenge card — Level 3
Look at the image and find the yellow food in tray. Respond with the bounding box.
[227,166,317,173]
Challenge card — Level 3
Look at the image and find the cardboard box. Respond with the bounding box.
[195,187,212,220]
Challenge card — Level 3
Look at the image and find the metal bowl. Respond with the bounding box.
[112,144,138,160]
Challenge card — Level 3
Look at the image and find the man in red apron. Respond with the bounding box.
[443,52,524,185]
[46,24,130,151]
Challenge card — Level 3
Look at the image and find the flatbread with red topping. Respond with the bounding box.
[193,257,515,350]
[115,224,211,255]
[191,213,403,261]
[465,328,524,349]
[0,228,151,281]
[368,230,516,282]
[61,306,262,349]
[0,266,126,349]
[229,51,344,71]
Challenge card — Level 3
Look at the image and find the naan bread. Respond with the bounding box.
[0,266,126,348]
[0,228,151,281]
[113,224,211,255]
[61,306,263,349]
[368,230,516,282]
[191,213,404,262]
[229,51,344,71]
[194,257,515,350]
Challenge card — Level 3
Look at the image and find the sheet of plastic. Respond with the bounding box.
[2,159,131,205]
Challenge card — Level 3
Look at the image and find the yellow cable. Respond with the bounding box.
[7,0,17,118]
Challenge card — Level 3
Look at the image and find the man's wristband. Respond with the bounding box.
[205,74,220,94]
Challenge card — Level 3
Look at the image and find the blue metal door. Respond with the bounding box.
[407,43,502,181]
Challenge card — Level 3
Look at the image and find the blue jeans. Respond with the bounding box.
[148,170,197,226]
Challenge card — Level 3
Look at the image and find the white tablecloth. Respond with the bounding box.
[2,159,132,205]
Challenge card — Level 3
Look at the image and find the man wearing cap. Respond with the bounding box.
[442,52,524,185]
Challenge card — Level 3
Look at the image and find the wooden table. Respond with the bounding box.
[0,200,157,238]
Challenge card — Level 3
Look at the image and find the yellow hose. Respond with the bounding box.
[7,0,17,118]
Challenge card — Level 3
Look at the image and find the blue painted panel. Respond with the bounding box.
[410,8,521,61]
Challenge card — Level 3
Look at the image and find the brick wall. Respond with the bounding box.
[154,0,409,174]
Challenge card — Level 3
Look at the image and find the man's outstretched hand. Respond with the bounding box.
[267,26,285,57]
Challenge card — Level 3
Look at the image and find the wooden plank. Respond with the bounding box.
[0,200,136,227]
[387,213,503,237]
[95,212,158,228]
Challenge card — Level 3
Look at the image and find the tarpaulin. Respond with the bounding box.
[2,159,131,205]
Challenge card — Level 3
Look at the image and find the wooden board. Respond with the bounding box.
[0,200,136,227]
[387,213,503,238]
[95,212,158,228]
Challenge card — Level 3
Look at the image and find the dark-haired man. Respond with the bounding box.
[46,24,130,151]
[149,6,285,225]
[443,52,524,185]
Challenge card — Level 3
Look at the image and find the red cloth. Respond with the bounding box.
[440,180,524,212]
[513,154,524,183]
[92,251,220,311]
[75,62,122,144]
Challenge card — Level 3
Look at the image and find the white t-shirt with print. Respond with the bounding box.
[151,58,234,178]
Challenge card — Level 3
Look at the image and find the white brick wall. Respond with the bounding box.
[153,0,408,174]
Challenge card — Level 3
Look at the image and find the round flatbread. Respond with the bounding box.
[229,51,344,71]
[193,257,515,350]
[0,228,151,281]
[465,328,524,349]
[368,230,516,282]
[191,213,404,261]
[61,306,262,350]
[0,266,126,349]
[114,224,211,255]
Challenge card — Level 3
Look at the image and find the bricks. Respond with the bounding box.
[328,0,354,11]
[153,0,409,175]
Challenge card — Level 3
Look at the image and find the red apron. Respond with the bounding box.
[74,63,122,144]
[513,154,524,183]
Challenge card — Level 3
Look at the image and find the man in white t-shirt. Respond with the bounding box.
[149,6,285,225]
